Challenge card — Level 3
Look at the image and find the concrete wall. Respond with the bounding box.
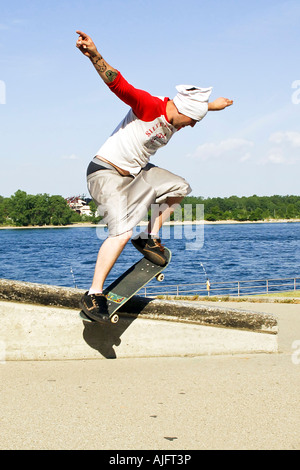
[0,279,278,360]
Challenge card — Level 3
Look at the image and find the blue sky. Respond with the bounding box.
[0,0,299,198]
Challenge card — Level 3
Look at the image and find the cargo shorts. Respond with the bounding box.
[87,162,192,237]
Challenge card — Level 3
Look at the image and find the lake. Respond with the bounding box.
[0,223,299,295]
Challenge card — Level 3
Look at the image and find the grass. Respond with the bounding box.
[251,291,300,298]
[156,291,300,303]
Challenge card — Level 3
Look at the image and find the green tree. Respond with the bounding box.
[9,190,31,226]
[49,195,74,225]
[0,196,7,224]
[2,191,300,227]
[248,207,263,221]
[30,194,51,226]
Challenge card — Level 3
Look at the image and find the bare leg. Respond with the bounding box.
[90,197,183,292]
[90,230,132,292]
[147,196,183,236]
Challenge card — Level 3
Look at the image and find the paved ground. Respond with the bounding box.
[0,301,299,450]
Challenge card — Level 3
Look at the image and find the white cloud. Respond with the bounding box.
[266,149,286,165]
[263,131,300,165]
[189,132,300,167]
[269,131,300,147]
[189,138,254,162]
[240,152,252,162]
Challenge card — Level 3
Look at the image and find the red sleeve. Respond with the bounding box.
[106,72,168,122]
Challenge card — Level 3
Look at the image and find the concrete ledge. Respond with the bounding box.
[0,279,82,310]
[0,279,278,360]
[0,279,277,332]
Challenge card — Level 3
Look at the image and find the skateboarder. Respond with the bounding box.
[76,30,233,321]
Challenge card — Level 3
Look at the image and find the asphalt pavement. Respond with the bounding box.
[0,301,299,450]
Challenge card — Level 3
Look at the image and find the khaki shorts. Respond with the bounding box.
[87,163,192,236]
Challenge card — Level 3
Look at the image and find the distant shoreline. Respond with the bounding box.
[1,219,300,230]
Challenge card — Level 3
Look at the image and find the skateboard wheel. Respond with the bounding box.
[110,314,119,324]
[156,273,164,282]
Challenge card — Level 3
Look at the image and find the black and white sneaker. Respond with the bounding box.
[131,234,167,266]
[79,292,109,322]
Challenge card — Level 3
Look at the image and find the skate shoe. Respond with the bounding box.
[131,234,167,266]
[79,292,109,322]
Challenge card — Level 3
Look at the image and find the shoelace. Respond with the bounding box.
[91,293,106,308]
[153,238,165,252]
[90,295,98,309]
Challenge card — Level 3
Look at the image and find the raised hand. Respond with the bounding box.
[208,97,234,111]
[76,30,98,58]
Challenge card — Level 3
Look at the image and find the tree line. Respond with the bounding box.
[0,190,300,227]
[0,190,78,226]
[181,194,300,221]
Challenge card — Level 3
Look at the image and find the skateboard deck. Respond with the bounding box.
[79,247,171,323]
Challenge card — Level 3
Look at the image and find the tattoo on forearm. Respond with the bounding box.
[105,70,118,82]
[91,55,117,82]
[92,55,107,73]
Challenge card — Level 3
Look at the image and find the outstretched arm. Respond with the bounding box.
[208,97,233,111]
[76,30,118,83]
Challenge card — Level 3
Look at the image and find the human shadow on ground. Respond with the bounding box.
[81,296,152,359]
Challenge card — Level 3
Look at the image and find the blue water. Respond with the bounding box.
[0,223,299,292]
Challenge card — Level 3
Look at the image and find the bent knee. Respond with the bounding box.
[110,230,133,245]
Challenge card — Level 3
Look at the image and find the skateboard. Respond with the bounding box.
[79,247,171,324]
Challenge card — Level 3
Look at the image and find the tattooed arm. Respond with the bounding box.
[76,30,118,84]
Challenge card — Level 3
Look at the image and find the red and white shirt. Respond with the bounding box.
[96,72,178,175]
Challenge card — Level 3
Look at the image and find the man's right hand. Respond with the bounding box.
[76,30,98,58]
[76,30,118,84]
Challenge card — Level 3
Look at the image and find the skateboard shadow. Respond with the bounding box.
[81,296,153,358]
[82,314,138,359]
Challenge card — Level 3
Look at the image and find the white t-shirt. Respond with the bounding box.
[96,72,178,175]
